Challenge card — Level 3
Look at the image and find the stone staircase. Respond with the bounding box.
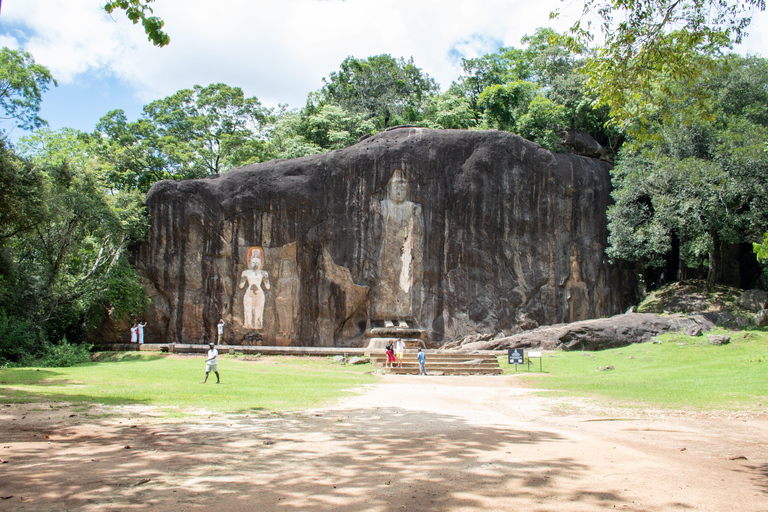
[372,351,503,375]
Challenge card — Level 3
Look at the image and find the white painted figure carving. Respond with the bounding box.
[372,169,424,323]
[239,246,270,329]
[275,259,298,335]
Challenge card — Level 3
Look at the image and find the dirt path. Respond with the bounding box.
[1,375,767,511]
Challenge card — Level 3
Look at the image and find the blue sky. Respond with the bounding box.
[1,0,766,143]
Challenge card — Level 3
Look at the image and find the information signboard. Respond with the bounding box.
[508,348,524,365]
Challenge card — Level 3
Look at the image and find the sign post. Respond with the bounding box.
[508,348,524,371]
[528,351,543,372]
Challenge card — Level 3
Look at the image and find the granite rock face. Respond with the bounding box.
[454,312,718,352]
[132,128,636,346]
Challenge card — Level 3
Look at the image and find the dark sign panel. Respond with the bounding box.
[508,348,524,365]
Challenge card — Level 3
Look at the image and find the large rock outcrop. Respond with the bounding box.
[132,127,636,346]
[449,312,719,351]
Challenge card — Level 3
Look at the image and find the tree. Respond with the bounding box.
[0,47,56,139]
[321,55,439,129]
[104,0,170,47]
[1,128,148,357]
[450,46,530,121]
[606,55,768,288]
[557,0,766,131]
[419,92,478,130]
[142,83,272,176]
[93,109,170,193]
[478,80,539,132]
[94,84,273,190]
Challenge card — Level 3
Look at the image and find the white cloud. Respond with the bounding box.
[0,0,575,108]
[1,0,766,112]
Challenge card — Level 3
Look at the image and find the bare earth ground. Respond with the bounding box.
[1,375,767,511]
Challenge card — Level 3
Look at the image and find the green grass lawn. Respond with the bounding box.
[501,328,768,411]
[0,353,378,414]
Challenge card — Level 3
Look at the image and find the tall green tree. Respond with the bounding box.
[321,55,439,129]
[558,0,766,131]
[606,55,768,288]
[0,47,56,139]
[0,129,149,357]
[94,84,273,191]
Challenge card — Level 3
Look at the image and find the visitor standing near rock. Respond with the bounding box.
[202,342,220,384]
[395,338,405,368]
[385,341,395,368]
[130,324,138,343]
[137,322,147,344]
[418,348,426,375]
[217,319,225,343]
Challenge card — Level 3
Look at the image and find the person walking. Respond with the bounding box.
[201,343,220,384]
[417,348,427,375]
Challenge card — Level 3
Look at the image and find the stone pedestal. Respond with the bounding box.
[365,322,427,350]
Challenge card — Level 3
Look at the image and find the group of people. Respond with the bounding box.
[384,338,427,375]
[129,322,147,344]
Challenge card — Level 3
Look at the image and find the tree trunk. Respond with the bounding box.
[706,230,719,290]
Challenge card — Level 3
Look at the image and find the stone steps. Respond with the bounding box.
[372,352,503,375]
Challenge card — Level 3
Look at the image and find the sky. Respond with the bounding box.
[1,0,767,142]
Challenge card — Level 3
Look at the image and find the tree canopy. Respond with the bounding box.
[321,55,439,130]
[104,0,170,47]
[0,47,56,139]
[557,0,766,131]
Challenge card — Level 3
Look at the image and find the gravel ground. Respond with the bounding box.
[1,375,767,511]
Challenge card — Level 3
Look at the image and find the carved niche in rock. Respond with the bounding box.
[370,169,424,328]
[232,242,299,346]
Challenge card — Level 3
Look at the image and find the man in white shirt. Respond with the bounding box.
[137,322,147,344]
[201,343,220,384]
[395,338,406,368]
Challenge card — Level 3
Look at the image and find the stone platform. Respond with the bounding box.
[371,351,504,375]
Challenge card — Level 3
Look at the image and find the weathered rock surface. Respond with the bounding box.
[453,312,718,351]
[707,334,731,345]
[754,309,768,326]
[738,289,768,311]
[132,128,635,346]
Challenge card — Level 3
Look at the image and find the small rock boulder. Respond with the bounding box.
[332,355,347,364]
[738,289,768,312]
[684,325,703,337]
[707,335,731,345]
[348,356,370,365]
[753,309,768,326]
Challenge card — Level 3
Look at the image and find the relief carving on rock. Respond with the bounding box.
[275,259,299,344]
[235,243,299,344]
[239,246,270,330]
[370,169,424,327]
[565,250,589,322]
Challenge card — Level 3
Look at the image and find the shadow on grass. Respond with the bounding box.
[0,387,151,406]
[89,353,167,364]
[0,405,714,511]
